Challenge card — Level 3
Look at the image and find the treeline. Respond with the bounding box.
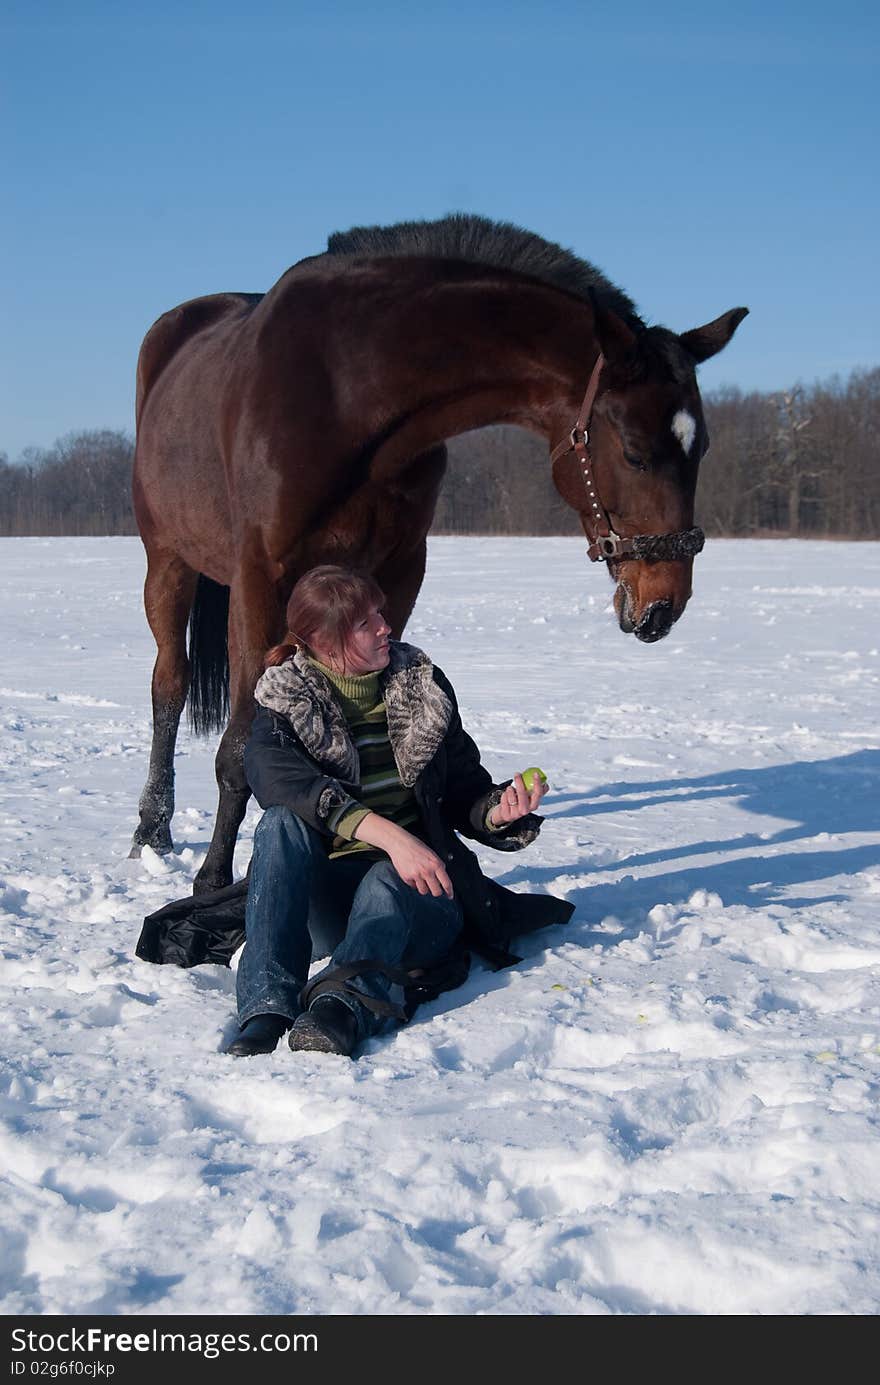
[696,368,880,539]
[0,430,136,536]
[2,367,878,538]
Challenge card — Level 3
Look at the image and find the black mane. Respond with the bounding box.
[326,213,641,327]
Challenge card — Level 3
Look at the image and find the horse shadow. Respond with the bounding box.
[491,747,880,939]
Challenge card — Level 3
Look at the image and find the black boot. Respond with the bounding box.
[227,1013,291,1057]
[288,996,359,1057]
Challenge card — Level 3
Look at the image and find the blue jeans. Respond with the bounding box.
[236,807,464,1040]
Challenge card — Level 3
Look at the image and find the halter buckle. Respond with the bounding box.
[596,531,629,560]
[588,530,632,563]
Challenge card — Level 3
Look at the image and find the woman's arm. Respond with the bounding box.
[352,813,454,899]
[244,707,359,834]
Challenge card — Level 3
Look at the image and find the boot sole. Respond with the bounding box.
[227,1040,280,1057]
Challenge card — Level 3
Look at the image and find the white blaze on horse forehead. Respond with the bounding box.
[671,409,697,455]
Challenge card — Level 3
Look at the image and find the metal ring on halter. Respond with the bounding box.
[597,533,626,559]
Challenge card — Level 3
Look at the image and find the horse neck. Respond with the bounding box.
[280,265,599,457]
[381,274,598,448]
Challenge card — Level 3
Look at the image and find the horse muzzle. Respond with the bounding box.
[614,583,677,642]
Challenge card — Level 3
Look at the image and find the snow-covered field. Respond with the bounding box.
[1,535,878,1316]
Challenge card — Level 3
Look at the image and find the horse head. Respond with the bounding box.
[552,302,748,642]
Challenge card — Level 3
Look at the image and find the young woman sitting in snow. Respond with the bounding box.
[229,564,573,1059]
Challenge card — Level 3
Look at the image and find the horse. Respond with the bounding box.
[129,213,747,892]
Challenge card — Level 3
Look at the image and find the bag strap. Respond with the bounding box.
[301,961,409,1020]
[299,945,471,1022]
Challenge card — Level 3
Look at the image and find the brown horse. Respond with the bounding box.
[129,214,747,891]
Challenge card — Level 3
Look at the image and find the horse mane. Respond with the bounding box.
[325,213,642,327]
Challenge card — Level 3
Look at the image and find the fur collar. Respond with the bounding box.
[254,642,453,788]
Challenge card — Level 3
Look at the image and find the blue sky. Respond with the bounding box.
[3,0,877,459]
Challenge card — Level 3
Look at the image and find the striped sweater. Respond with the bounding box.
[310,659,422,858]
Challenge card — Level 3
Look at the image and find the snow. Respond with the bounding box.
[1,535,879,1316]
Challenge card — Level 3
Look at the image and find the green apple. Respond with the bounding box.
[521,766,548,791]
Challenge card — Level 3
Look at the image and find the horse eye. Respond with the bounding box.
[624,451,647,472]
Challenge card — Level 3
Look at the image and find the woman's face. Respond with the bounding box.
[312,602,392,675]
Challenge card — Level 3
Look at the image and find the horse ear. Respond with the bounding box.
[590,293,639,362]
[679,307,749,364]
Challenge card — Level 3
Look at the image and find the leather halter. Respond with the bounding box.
[550,353,706,564]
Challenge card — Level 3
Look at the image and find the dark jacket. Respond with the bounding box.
[244,642,574,959]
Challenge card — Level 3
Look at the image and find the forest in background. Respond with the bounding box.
[1,368,878,538]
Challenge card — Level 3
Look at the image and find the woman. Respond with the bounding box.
[229,565,573,1059]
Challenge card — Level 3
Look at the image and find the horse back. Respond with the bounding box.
[135,292,263,425]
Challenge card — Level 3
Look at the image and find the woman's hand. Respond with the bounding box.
[352,813,453,898]
[387,835,454,899]
[487,772,548,828]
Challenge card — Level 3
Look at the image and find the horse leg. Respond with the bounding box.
[193,564,283,893]
[192,706,251,893]
[130,549,197,857]
[371,444,445,635]
[375,535,430,637]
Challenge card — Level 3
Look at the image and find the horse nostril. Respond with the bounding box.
[635,600,674,643]
[614,583,635,633]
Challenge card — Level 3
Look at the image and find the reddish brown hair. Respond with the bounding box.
[265,565,386,669]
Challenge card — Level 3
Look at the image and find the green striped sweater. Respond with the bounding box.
[310,659,422,858]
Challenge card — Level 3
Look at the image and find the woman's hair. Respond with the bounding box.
[265,565,386,669]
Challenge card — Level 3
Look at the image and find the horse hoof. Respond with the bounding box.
[129,833,174,858]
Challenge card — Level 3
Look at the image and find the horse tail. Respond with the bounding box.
[187,575,230,736]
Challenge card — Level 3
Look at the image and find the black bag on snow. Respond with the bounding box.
[136,878,248,969]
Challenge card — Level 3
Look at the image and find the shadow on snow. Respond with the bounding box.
[495,748,880,931]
